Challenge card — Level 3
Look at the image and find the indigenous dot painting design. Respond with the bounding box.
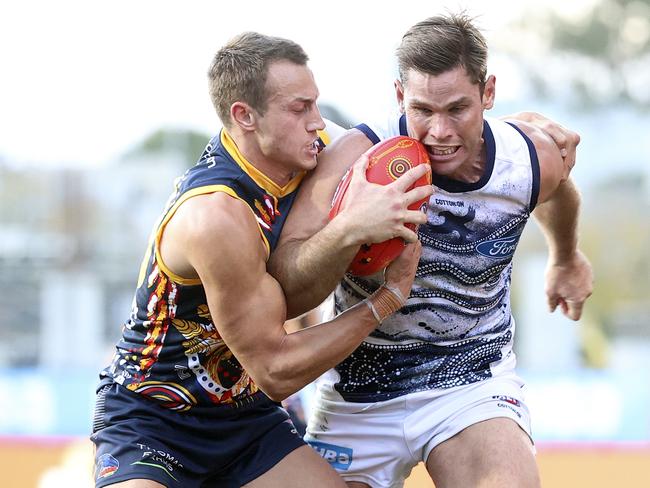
[326,117,540,403]
[387,157,412,180]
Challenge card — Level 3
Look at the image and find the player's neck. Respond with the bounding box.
[453,141,486,183]
[228,131,294,187]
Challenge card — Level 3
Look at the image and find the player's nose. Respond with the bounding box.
[428,114,452,140]
[308,105,326,132]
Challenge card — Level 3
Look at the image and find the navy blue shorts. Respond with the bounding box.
[91,382,305,487]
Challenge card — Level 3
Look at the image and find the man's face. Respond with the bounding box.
[254,60,325,177]
[396,66,495,180]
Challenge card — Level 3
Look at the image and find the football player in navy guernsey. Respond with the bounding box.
[91,32,433,488]
[269,13,593,488]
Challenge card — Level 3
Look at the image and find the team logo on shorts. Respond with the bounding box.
[492,395,521,407]
[492,395,523,418]
[306,440,353,471]
[95,453,119,479]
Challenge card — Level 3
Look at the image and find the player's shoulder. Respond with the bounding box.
[486,116,558,164]
[319,110,400,143]
[175,192,258,244]
[491,116,553,152]
[355,111,405,143]
[494,117,565,203]
[320,118,348,144]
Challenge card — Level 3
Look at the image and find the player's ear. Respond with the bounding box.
[482,75,496,110]
[231,102,257,132]
[394,79,405,113]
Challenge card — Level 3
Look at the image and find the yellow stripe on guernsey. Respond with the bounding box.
[317,128,331,147]
[220,130,305,198]
[137,129,308,287]
[153,185,269,286]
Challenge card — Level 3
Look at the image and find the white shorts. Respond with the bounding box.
[304,373,532,488]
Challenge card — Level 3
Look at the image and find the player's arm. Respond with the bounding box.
[268,129,432,319]
[268,131,372,319]
[516,121,593,321]
[502,111,581,181]
[161,192,420,402]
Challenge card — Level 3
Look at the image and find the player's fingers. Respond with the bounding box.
[549,128,568,150]
[349,153,369,182]
[568,130,581,148]
[389,240,417,266]
[399,240,421,260]
[403,240,422,272]
[547,294,559,313]
[410,239,422,256]
[556,129,580,170]
[385,241,421,290]
[405,185,434,207]
[390,164,431,191]
[545,125,567,152]
[395,226,420,244]
[559,298,569,316]
[564,299,584,321]
[564,133,580,170]
[403,209,429,226]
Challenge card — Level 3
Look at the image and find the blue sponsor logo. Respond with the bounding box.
[306,440,353,471]
[476,235,520,259]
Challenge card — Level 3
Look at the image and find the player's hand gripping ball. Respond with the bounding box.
[329,136,431,276]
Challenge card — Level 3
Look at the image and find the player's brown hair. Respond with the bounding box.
[208,32,309,127]
[397,12,488,90]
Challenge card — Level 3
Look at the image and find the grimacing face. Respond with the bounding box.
[396,66,495,182]
[253,60,325,180]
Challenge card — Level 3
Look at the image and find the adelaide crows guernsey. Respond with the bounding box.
[100,129,326,411]
[324,115,541,403]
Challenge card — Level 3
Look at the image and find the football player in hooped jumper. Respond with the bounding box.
[269,13,593,488]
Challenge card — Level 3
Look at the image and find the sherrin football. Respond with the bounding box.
[329,135,431,276]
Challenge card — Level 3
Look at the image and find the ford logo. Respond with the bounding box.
[476,235,520,259]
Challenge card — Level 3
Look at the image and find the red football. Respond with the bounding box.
[329,135,431,276]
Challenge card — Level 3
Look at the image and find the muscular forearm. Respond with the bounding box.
[533,178,581,261]
[269,218,359,319]
[237,242,419,402]
[265,302,377,400]
[259,284,405,401]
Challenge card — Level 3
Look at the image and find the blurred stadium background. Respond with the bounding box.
[1,0,649,486]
